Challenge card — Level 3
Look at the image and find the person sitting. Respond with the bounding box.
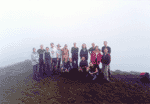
[86,62,99,81]
[79,57,88,73]
[60,55,72,73]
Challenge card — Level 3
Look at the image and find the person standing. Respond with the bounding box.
[91,46,102,71]
[37,45,46,77]
[102,41,111,79]
[61,44,69,63]
[80,43,88,61]
[102,41,111,54]
[101,48,111,82]
[88,43,96,55]
[56,44,62,70]
[31,48,39,80]
[50,43,57,73]
[71,42,79,69]
[44,47,52,76]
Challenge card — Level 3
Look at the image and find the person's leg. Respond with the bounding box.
[58,58,61,69]
[108,64,111,80]
[53,58,57,71]
[93,74,97,80]
[102,64,107,80]
[39,60,43,76]
[33,65,36,79]
[75,58,78,69]
[104,65,109,81]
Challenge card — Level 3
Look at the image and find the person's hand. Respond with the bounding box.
[57,58,59,60]
[90,73,93,75]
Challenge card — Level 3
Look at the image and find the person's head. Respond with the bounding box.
[46,47,49,51]
[92,43,95,47]
[104,48,108,54]
[81,57,85,61]
[50,43,54,47]
[40,45,43,49]
[104,41,107,46]
[33,48,36,52]
[82,43,86,49]
[95,46,99,50]
[73,42,76,47]
[64,44,67,49]
[57,44,61,49]
[89,62,93,66]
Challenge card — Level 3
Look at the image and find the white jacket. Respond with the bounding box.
[31,52,39,65]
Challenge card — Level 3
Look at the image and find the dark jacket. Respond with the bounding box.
[61,61,72,71]
[37,49,46,61]
[101,53,111,65]
[71,47,79,58]
[44,52,51,63]
[80,48,88,60]
[79,60,88,68]
[102,46,111,54]
[88,47,95,54]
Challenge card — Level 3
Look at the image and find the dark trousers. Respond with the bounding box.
[52,58,57,71]
[57,58,61,69]
[45,59,51,75]
[33,64,38,79]
[39,59,45,75]
[72,57,78,68]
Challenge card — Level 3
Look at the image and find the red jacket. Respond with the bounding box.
[91,51,102,65]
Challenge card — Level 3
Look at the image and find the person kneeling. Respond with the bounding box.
[86,62,99,81]
[61,56,72,73]
[79,57,88,73]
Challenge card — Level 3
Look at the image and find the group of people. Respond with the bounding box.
[31,41,111,82]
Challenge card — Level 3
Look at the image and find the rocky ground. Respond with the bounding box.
[0,60,150,104]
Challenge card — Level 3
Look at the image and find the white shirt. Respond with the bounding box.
[50,47,57,58]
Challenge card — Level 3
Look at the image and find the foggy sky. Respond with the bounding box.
[0,0,150,73]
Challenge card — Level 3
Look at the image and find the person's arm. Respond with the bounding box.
[71,47,73,54]
[102,47,104,54]
[109,47,111,54]
[80,50,82,60]
[86,50,88,60]
[88,48,91,55]
[43,51,45,63]
[31,54,36,63]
